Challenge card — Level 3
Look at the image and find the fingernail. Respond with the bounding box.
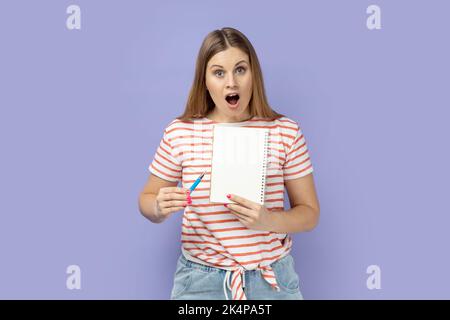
[226,194,231,199]
[224,204,228,207]
[186,190,190,194]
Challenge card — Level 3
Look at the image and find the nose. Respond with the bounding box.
[226,73,237,89]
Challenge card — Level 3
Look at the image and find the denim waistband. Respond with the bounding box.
[178,253,291,274]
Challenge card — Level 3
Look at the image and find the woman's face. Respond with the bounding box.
[205,47,253,122]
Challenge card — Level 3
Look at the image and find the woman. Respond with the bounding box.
[138,27,320,300]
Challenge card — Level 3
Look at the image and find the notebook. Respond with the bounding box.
[209,125,270,205]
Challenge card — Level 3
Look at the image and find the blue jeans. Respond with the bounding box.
[170,253,304,300]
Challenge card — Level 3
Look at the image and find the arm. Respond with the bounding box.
[269,173,320,233]
[138,174,178,223]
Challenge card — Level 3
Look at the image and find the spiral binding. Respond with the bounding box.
[260,131,269,204]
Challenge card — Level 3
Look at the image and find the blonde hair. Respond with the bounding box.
[177,27,283,120]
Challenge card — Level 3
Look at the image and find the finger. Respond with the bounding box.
[226,204,252,218]
[161,200,189,208]
[227,194,258,210]
[162,206,186,215]
[229,208,251,223]
[162,187,190,195]
[163,193,190,201]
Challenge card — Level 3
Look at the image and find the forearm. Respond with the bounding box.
[268,204,319,234]
[138,193,165,224]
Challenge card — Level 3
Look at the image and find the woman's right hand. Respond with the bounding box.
[155,187,191,220]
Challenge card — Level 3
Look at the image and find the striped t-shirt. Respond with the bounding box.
[149,116,314,300]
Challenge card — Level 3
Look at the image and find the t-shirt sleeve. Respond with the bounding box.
[148,128,182,182]
[283,124,314,180]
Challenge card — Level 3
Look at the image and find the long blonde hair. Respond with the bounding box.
[177,27,283,120]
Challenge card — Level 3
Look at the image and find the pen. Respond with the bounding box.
[189,170,207,193]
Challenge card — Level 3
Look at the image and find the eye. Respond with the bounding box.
[214,70,224,77]
[236,66,246,74]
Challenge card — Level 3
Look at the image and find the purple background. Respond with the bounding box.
[1,0,449,299]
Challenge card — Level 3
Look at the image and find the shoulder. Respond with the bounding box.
[272,116,301,135]
[162,117,211,137]
[268,117,305,151]
[273,116,298,127]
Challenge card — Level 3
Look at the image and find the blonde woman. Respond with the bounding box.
[139,27,320,300]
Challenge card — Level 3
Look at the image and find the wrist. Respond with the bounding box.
[265,209,279,232]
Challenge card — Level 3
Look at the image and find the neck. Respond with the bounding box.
[207,110,252,123]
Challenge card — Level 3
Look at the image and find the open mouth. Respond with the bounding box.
[225,93,240,105]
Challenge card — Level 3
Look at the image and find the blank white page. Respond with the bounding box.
[209,125,269,205]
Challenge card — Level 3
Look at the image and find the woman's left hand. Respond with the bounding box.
[225,194,273,232]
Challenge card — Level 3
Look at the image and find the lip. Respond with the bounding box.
[225,92,239,98]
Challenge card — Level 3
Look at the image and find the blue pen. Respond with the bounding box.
[189,170,207,193]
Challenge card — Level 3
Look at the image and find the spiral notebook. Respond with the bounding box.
[209,125,269,205]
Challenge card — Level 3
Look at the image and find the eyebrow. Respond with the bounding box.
[209,60,248,69]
